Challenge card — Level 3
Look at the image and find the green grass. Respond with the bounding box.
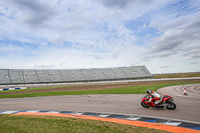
[0,115,171,133]
[0,82,199,98]
[154,72,200,78]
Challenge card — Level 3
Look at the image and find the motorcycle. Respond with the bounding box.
[141,94,176,110]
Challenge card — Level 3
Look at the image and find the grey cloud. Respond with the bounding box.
[95,57,102,60]
[97,0,154,8]
[149,14,200,59]
[143,50,177,60]
[151,34,183,53]
[33,64,56,69]
[160,66,171,68]
[183,45,200,58]
[141,56,150,62]
[191,62,198,64]
[98,0,131,8]
[112,53,119,59]
[9,0,56,26]
[183,50,200,59]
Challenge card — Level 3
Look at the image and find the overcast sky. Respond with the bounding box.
[0,0,200,73]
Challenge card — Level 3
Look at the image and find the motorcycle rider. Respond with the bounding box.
[147,89,162,106]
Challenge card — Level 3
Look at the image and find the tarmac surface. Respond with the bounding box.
[0,83,200,123]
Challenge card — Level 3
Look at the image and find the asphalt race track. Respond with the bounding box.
[0,84,200,123]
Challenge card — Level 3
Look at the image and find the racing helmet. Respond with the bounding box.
[147,89,152,94]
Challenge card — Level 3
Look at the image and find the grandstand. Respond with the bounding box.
[0,66,153,85]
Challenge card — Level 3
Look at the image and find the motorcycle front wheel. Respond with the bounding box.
[141,101,150,108]
[166,101,176,110]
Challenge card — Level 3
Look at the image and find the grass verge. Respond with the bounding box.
[0,115,171,133]
[0,82,199,98]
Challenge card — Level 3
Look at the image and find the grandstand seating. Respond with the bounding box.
[48,70,64,82]
[0,69,11,84]
[36,70,51,82]
[121,67,137,78]
[102,68,116,79]
[0,66,153,84]
[142,66,153,77]
[59,70,73,81]
[70,69,86,81]
[131,66,148,77]
[23,69,39,83]
[81,69,94,81]
[112,67,127,79]
[91,68,107,80]
[9,69,24,83]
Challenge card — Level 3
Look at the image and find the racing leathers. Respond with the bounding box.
[148,91,162,106]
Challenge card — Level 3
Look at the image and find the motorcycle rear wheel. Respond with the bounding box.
[141,101,150,108]
[166,101,176,110]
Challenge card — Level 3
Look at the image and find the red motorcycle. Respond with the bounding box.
[141,94,176,110]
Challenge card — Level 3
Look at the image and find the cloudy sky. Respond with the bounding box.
[0,0,200,73]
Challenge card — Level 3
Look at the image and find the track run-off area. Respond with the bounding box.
[0,83,200,132]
